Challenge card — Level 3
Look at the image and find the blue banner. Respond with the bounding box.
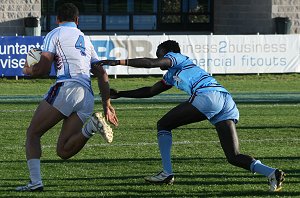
[0,36,56,77]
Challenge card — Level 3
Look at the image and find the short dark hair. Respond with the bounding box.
[57,3,79,22]
[157,40,181,54]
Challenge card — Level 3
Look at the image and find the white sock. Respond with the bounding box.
[27,159,42,184]
[81,121,94,138]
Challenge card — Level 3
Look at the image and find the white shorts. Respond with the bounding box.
[44,81,94,123]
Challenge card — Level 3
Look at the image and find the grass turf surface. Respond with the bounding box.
[0,74,300,197]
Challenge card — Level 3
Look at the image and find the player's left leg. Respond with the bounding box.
[213,92,285,191]
[215,120,285,191]
[215,120,254,170]
[145,101,207,184]
[16,100,65,192]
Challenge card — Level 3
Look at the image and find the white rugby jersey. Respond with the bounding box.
[42,22,99,92]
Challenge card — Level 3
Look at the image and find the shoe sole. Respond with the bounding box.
[93,112,113,143]
[144,175,174,185]
[270,170,286,192]
[30,186,44,192]
[16,186,43,192]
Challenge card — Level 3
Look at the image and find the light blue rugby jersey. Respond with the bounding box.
[163,52,229,95]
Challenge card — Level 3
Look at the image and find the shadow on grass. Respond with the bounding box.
[1,172,299,197]
[1,156,300,164]
[1,157,299,197]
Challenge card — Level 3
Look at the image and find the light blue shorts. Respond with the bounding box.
[189,91,239,125]
[44,81,94,123]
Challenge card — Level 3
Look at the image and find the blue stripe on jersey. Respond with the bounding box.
[56,40,71,78]
[192,74,210,88]
[165,54,177,66]
[63,62,71,78]
[197,84,223,89]
[43,28,59,52]
[172,56,177,66]
[43,30,55,51]
[188,92,197,103]
[182,64,196,70]
[194,85,228,93]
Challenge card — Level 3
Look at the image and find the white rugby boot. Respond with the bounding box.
[90,112,113,143]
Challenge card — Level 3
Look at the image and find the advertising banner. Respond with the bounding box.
[1,34,299,77]
[90,34,300,75]
[0,36,56,77]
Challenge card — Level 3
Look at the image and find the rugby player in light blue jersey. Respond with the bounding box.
[97,40,285,192]
[16,3,118,192]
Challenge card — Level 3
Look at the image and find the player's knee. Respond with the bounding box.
[226,155,240,167]
[56,148,70,160]
[157,119,172,131]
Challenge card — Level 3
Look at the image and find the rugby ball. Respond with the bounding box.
[26,48,42,67]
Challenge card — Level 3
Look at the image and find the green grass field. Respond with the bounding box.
[0,74,300,197]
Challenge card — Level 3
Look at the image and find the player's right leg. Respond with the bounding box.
[55,112,113,159]
[145,101,207,184]
[16,100,65,192]
[56,81,113,159]
[82,112,113,143]
[56,112,86,160]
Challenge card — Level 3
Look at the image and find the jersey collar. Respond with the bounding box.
[59,22,77,28]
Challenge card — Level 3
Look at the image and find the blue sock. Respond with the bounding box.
[157,130,173,174]
[250,160,276,177]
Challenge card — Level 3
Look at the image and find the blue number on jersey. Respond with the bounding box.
[75,35,86,56]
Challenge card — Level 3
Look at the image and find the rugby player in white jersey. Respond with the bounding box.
[16,3,118,192]
[97,40,285,192]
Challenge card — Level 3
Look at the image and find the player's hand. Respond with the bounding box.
[110,88,120,99]
[105,105,118,126]
[96,60,120,66]
[22,62,32,75]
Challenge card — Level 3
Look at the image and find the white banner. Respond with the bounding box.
[89,34,300,75]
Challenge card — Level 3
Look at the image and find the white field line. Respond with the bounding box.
[3,138,300,150]
[1,103,300,113]
[1,104,300,150]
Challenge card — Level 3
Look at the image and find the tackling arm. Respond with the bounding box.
[111,80,172,99]
[95,57,172,70]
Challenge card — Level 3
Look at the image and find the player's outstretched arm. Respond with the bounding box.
[95,57,172,69]
[110,80,172,99]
